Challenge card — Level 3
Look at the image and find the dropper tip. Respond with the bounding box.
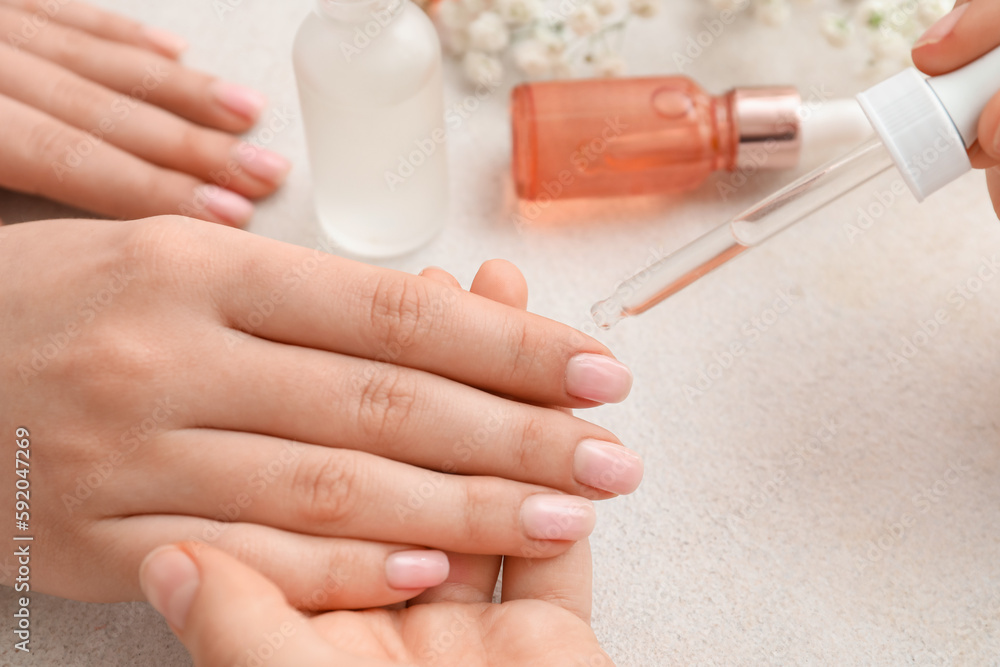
[591,298,625,330]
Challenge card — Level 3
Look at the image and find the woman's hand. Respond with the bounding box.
[912,0,1000,218]
[0,215,641,610]
[0,0,289,226]
[138,540,614,667]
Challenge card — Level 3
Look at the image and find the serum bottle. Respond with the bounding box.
[511,76,871,201]
[294,0,448,258]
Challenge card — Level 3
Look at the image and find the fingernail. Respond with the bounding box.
[235,143,292,185]
[140,26,188,57]
[574,439,644,495]
[520,494,595,541]
[195,185,254,226]
[913,2,969,49]
[210,81,267,121]
[139,546,199,632]
[385,550,450,590]
[565,354,633,404]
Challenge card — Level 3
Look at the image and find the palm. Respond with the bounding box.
[309,599,610,666]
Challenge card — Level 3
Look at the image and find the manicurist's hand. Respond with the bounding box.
[0,216,641,610]
[138,540,613,667]
[912,0,1000,218]
[0,0,289,226]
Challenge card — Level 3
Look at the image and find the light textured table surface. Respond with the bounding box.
[3,1,1000,665]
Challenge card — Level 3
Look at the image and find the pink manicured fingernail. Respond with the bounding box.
[141,26,188,57]
[574,439,644,495]
[913,2,969,49]
[195,185,254,226]
[210,81,267,121]
[139,546,200,631]
[520,494,595,541]
[236,144,292,185]
[385,550,450,589]
[566,354,633,404]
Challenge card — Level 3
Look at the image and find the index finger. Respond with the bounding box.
[189,221,633,408]
[911,0,1000,76]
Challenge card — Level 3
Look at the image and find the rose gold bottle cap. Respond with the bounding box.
[732,87,801,171]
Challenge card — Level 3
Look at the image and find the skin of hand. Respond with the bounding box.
[0,215,643,610]
[0,0,290,227]
[911,0,1000,218]
[139,539,614,667]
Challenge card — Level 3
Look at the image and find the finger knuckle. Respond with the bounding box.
[502,318,543,386]
[512,414,546,478]
[354,365,416,443]
[24,120,79,173]
[292,455,359,528]
[364,274,434,356]
[459,480,500,547]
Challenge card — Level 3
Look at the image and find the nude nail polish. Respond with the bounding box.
[235,144,292,185]
[913,2,969,49]
[385,550,450,589]
[565,354,633,404]
[520,494,596,541]
[195,185,254,226]
[574,439,644,495]
[140,26,188,57]
[211,81,267,121]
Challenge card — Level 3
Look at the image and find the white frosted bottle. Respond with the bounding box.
[293,0,448,257]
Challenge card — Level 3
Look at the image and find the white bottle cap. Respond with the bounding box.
[856,45,1000,202]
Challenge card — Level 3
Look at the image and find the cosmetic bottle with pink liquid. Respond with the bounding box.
[511,76,871,201]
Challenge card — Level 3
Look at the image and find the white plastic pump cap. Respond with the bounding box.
[856,44,1000,203]
[857,68,968,202]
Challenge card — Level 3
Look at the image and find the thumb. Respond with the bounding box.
[139,542,359,667]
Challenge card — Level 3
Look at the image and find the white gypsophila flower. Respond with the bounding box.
[568,4,601,36]
[853,0,890,30]
[468,11,510,52]
[820,12,852,47]
[463,51,504,85]
[593,51,626,77]
[755,0,790,27]
[496,0,542,25]
[917,0,950,27]
[550,54,574,77]
[628,0,658,19]
[593,0,617,17]
[513,39,552,76]
[443,26,471,55]
[436,0,472,31]
[533,24,568,54]
[461,0,491,16]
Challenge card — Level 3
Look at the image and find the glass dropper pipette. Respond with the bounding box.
[591,137,894,329]
[593,44,1000,330]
